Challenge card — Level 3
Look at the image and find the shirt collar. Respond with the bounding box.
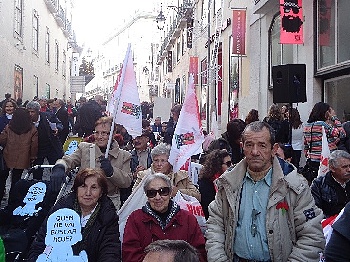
[245,168,273,186]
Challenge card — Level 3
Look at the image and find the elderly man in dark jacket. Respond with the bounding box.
[311,150,350,217]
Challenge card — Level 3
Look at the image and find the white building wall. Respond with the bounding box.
[0,0,73,101]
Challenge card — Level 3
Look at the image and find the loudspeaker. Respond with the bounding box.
[272,64,307,103]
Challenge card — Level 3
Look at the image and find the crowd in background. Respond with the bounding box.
[0,91,349,261]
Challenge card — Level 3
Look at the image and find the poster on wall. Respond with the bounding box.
[14,65,23,100]
[318,0,331,46]
[232,9,246,55]
[279,0,304,44]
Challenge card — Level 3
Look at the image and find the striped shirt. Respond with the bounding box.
[303,117,345,161]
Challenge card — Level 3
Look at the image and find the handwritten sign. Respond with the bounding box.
[13,182,46,216]
[37,208,88,262]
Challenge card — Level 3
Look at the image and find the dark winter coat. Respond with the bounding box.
[324,202,350,261]
[311,172,350,217]
[0,114,10,133]
[28,192,121,262]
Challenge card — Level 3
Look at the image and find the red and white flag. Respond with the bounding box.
[318,126,330,177]
[106,44,142,138]
[169,75,204,172]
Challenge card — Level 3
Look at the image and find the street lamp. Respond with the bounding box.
[156,5,166,30]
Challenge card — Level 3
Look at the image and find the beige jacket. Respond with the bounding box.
[133,166,201,201]
[56,141,132,208]
[205,157,325,262]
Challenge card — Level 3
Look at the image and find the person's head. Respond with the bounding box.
[276,143,293,162]
[143,239,199,262]
[38,96,47,107]
[79,96,87,104]
[26,101,41,122]
[226,118,246,144]
[53,98,64,109]
[329,150,350,184]
[94,95,103,105]
[142,119,152,131]
[5,93,11,99]
[267,104,283,121]
[151,143,172,174]
[93,116,113,148]
[72,168,108,212]
[133,129,150,151]
[2,98,17,115]
[161,122,168,132]
[143,173,172,213]
[9,107,32,135]
[47,98,56,110]
[307,102,331,123]
[289,107,302,129]
[245,109,259,125]
[281,104,289,116]
[171,104,182,122]
[199,149,231,179]
[154,117,161,126]
[242,121,278,172]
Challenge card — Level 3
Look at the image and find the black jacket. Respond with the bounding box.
[28,192,121,262]
[324,202,350,261]
[311,172,350,217]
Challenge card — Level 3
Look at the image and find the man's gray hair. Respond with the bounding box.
[242,121,276,146]
[143,173,172,192]
[144,239,199,262]
[329,150,350,168]
[26,101,41,112]
[151,143,171,159]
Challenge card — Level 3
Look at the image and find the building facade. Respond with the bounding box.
[0,0,75,102]
[155,0,350,132]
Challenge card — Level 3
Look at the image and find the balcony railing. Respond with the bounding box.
[156,1,193,65]
[44,0,58,13]
[55,5,65,27]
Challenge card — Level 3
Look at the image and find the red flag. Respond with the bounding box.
[280,0,304,44]
[232,9,246,55]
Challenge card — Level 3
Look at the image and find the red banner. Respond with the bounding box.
[318,0,331,46]
[232,9,246,55]
[280,0,304,44]
[189,57,199,84]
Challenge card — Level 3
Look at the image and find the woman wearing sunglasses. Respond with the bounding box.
[198,149,232,219]
[122,173,207,262]
[132,143,200,201]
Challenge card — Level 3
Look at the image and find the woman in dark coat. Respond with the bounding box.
[198,149,231,219]
[28,168,121,262]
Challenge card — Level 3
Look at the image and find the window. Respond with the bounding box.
[45,28,50,64]
[46,83,50,98]
[14,0,23,38]
[55,41,59,71]
[62,50,66,77]
[32,10,39,51]
[33,75,38,96]
[317,0,350,70]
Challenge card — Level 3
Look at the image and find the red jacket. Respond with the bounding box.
[122,208,207,262]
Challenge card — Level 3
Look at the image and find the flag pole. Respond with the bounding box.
[105,44,131,158]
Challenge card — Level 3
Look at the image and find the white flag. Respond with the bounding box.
[107,44,142,138]
[169,75,204,172]
[210,110,219,138]
[318,126,330,177]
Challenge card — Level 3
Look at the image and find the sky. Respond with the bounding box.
[72,0,160,49]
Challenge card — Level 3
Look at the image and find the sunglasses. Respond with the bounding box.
[146,187,170,198]
[222,161,232,166]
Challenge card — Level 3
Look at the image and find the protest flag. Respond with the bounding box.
[318,126,330,177]
[168,74,204,172]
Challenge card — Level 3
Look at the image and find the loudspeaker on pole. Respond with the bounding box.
[272,64,307,104]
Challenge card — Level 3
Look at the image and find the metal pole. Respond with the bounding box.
[206,0,211,132]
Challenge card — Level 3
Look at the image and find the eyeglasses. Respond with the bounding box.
[93,131,109,137]
[251,209,261,237]
[146,187,170,198]
[222,161,232,166]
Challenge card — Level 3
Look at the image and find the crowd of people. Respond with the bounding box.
[0,92,349,261]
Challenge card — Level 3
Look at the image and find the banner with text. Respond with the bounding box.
[232,9,246,55]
